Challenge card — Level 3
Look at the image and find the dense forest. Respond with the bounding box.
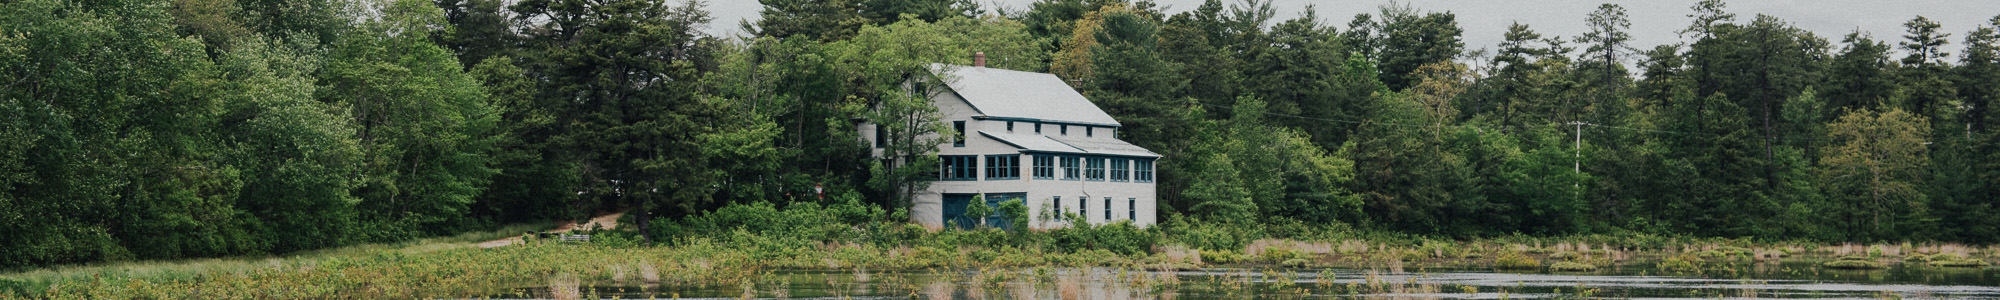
[4,0,1999,270]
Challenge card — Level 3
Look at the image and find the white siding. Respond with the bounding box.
[869,79,1160,231]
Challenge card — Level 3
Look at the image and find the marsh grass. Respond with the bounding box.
[549,273,581,300]
[0,222,552,294]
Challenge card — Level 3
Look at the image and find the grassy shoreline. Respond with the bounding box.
[4,222,1996,299]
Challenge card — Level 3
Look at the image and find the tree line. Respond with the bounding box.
[3,0,1998,270]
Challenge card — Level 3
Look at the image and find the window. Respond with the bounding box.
[1110,159,1129,182]
[984,155,1019,180]
[1053,196,1063,220]
[952,121,966,147]
[1129,198,1136,221]
[1079,195,1088,221]
[1006,121,1015,132]
[1035,123,1042,133]
[1032,155,1055,179]
[873,125,885,148]
[1104,197,1112,221]
[1134,159,1154,182]
[1085,157,1105,181]
[1060,156,1080,180]
[1060,125,1068,135]
[941,155,977,180]
[1086,127,1093,137]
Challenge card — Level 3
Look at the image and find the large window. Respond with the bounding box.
[952,121,966,147]
[1032,155,1056,179]
[984,155,1019,180]
[1061,156,1080,180]
[1110,159,1129,182]
[941,155,977,180]
[1085,158,1106,181]
[1134,159,1155,182]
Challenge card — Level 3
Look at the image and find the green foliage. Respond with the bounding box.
[998,199,1029,232]
[1200,249,1246,264]
[1549,261,1598,272]
[1161,218,1263,251]
[12,0,2000,272]
[1493,253,1540,269]
[1928,258,1990,268]
[324,0,501,240]
[1822,257,1885,269]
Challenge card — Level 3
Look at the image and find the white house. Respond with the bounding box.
[861,54,1162,230]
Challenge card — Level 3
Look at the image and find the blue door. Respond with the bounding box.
[984,193,1026,230]
[942,194,976,230]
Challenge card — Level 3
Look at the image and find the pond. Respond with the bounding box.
[496,262,2000,299]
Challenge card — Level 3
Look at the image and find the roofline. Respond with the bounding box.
[1017,150,1163,159]
[978,131,1163,159]
[972,116,1121,128]
[979,131,1086,152]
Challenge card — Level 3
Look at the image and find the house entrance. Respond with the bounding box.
[942,193,1025,230]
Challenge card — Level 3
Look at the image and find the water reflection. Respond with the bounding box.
[501,265,2000,299]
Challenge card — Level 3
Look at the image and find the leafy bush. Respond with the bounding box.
[1399,250,1429,262]
[1261,248,1305,263]
[1161,219,1262,251]
[1657,256,1702,273]
[1822,259,1884,269]
[1048,220,1157,256]
[1494,253,1540,269]
[1929,259,1988,268]
[1550,261,1597,272]
[1201,250,1246,264]
[1548,251,1581,261]
[1280,258,1310,268]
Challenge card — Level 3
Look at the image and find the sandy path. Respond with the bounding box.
[475,211,624,248]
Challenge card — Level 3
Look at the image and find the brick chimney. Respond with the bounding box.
[973,51,986,67]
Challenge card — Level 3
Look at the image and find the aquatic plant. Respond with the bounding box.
[1549,261,1597,272]
[1821,257,1885,270]
[1656,256,1702,274]
[1493,254,1539,270]
[1928,259,1988,268]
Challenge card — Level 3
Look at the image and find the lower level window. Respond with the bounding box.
[1079,196,1087,220]
[1128,198,1136,221]
[1053,196,1063,220]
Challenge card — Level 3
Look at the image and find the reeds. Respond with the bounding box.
[549,273,581,300]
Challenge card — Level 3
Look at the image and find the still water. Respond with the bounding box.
[501,262,2000,299]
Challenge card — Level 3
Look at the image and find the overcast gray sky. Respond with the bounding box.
[705,0,2000,59]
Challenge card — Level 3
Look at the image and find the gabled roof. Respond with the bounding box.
[930,64,1121,126]
[981,131,1161,158]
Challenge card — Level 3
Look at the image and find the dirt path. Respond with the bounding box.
[475,211,624,248]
